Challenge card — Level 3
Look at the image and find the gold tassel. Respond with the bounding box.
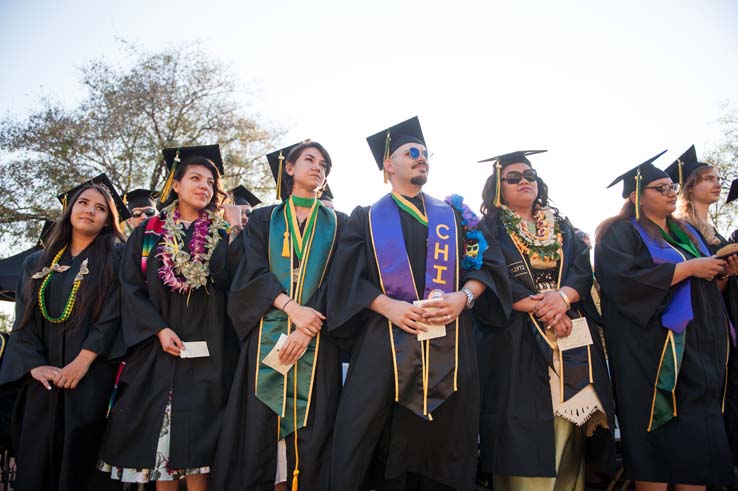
[282,231,290,257]
[276,150,285,201]
[635,168,642,220]
[159,149,180,203]
[677,159,683,188]
[122,193,128,206]
[383,130,391,183]
[61,193,68,213]
[494,161,502,207]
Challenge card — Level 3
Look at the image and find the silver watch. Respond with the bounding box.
[460,287,475,309]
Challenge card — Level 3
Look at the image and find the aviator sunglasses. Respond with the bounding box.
[131,208,157,218]
[501,169,538,185]
[402,147,430,160]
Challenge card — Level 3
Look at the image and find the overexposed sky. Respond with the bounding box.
[2,0,737,244]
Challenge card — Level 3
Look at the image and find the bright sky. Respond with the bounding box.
[1,0,738,244]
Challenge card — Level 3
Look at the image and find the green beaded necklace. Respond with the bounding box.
[37,246,85,323]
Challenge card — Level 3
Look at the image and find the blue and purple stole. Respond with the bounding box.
[369,193,459,420]
[630,218,716,430]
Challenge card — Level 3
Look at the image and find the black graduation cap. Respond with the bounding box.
[663,145,710,187]
[607,150,669,198]
[727,179,738,204]
[366,116,426,173]
[477,150,547,207]
[478,150,548,167]
[230,185,262,207]
[56,173,131,221]
[319,183,334,200]
[266,142,303,200]
[160,144,224,203]
[123,188,157,210]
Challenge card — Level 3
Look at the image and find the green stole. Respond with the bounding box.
[255,201,337,438]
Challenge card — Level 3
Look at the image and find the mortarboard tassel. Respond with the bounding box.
[494,161,502,207]
[677,159,683,188]
[383,131,391,184]
[61,193,68,214]
[635,168,642,220]
[282,230,290,258]
[276,150,285,201]
[159,150,180,204]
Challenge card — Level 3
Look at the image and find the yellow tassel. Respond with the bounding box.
[122,193,128,206]
[276,150,285,201]
[282,231,290,257]
[382,130,391,183]
[677,159,683,188]
[292,469,299,491]
[160,150,180,203]
[494,161,502,207]
[635,169,641,221]
[61,193,68,213]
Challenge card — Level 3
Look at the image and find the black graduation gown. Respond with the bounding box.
[326,196,511,491]
[595,219,734,485]
[98,219,236,470]
[210,205,346,491]
[699,227,738,472]
[0,246,123,491]
[474,214,616,478]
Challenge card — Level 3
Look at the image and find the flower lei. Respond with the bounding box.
[445,194,488,271]
[34,245,89,323]
[499,204,562,261]
[157,200,228,294]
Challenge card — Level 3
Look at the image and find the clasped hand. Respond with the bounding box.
[529,292,572,338]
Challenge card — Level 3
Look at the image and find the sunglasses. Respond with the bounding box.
[132,208,157,218]
[403,147,430,160]
[644,183,680,196]
[501,169,538,185]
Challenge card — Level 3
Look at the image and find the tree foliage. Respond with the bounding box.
[0,42,281,252]
[707,102,738,236]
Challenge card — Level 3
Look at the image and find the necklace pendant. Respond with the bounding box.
[292,267,301,284]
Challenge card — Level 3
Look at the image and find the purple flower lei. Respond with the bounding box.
[158,206,212,294]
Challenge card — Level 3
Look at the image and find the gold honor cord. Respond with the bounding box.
[391,192,428,227]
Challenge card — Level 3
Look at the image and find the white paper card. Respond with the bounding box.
[413,298,447,342]
[262,334,294,375]
[180,341,210,358]
[556,317,593,351]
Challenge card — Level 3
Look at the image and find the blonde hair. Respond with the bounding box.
[674,165,720,246]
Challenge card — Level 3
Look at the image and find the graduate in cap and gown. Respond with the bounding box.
[98,145,240,490]
[0,175,128,491]
[473,150,615,490]
[212,140,346,491]
[123,189,159,233]
[225,184,263,274]
[326,117,511,491]
[595,152,735,489]
[665,147,738,473]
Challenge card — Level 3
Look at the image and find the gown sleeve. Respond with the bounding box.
[119,223,170,348]
[325,206,384,338]
[465,215,512,326]
[0,253,48,384]
[560,221,595,300]
[227,207,285,342]
[594,220,675,328]
[81,244,124,359]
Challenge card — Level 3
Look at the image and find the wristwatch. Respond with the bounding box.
[460,287,476,309]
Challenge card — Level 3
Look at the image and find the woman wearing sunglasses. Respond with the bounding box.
[595,153,734,490]
[474,151,615,490]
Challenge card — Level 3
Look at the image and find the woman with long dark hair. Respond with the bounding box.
[98,145,240,491]
[595,152,734,490]
[0,176,127,491]
[211,141,346,491]
[475,151,615,490]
